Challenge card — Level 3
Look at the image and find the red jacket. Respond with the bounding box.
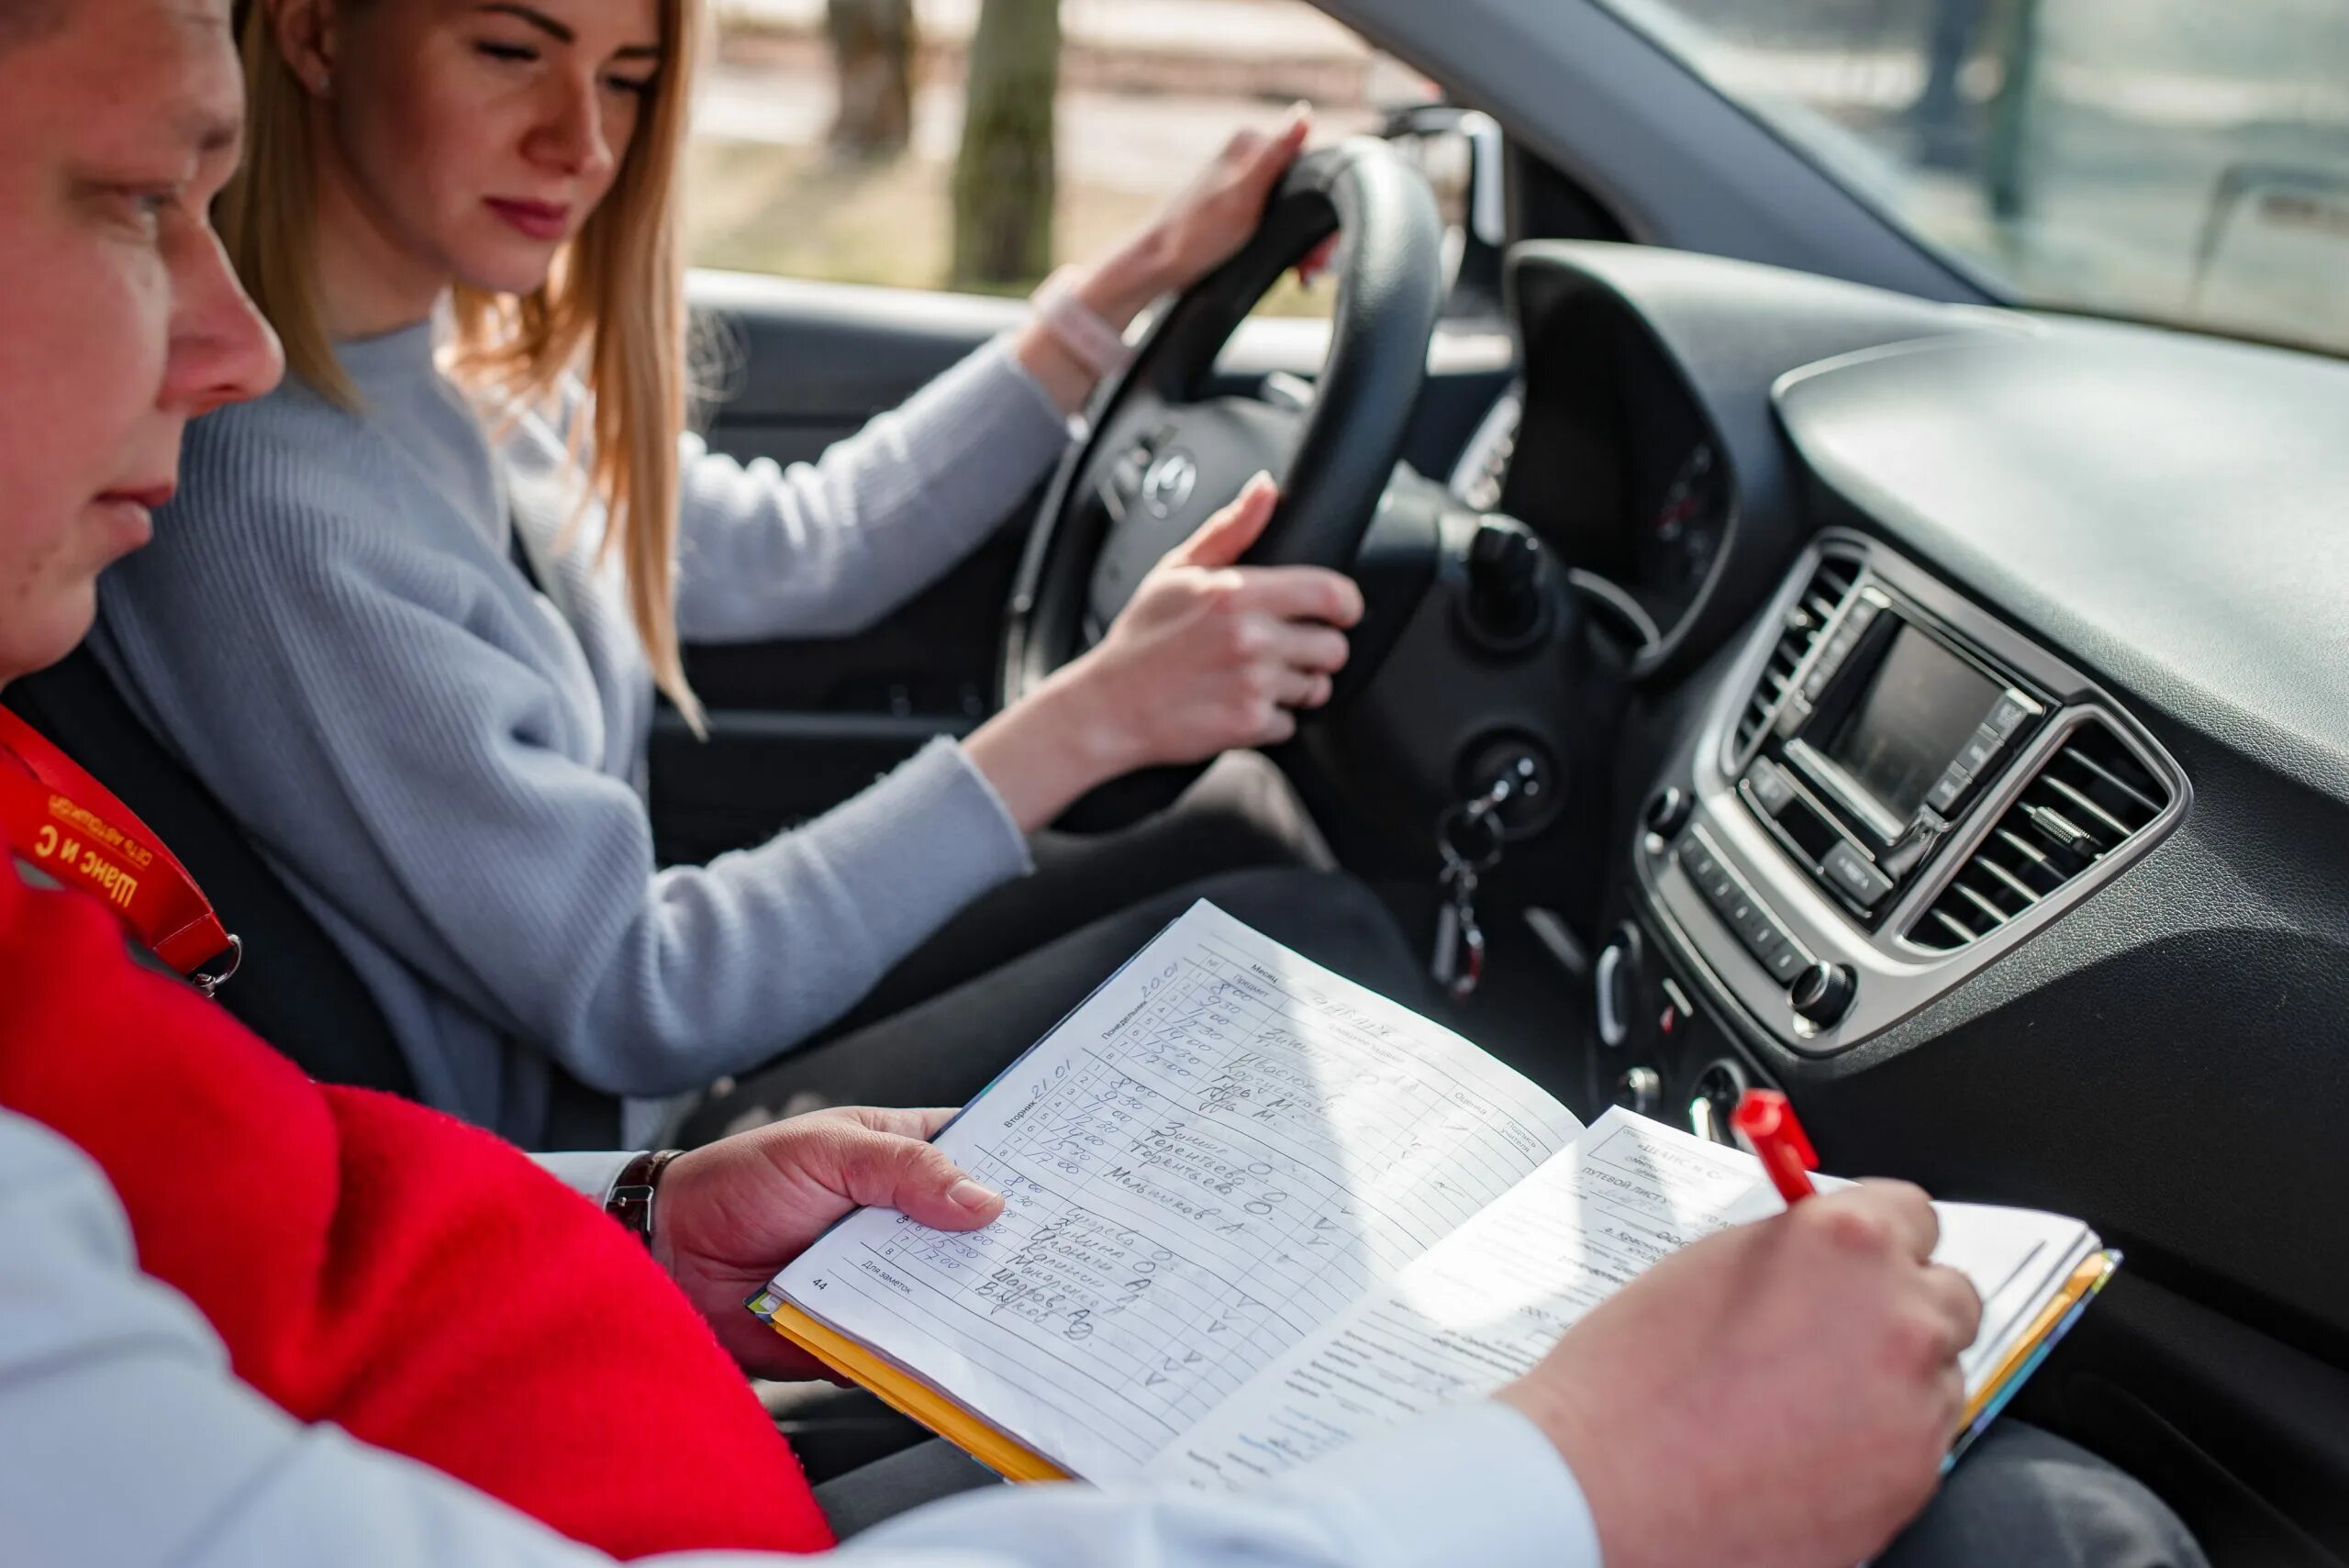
[0,862,832,1558]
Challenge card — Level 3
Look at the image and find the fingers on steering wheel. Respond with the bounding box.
[1297,234,1340,289]
[1227,566,1364,628]
[1273,622,1351,675]
[1171,475,1279,569]
[1236,106,1308,173]
[1269,107,1310,166]
[1255,704,1302,747]
[1267,664,1334,712]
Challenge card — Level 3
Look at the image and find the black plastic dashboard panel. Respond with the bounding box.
[1639,534,2189,1056]
[1504,243,2003,679]
[1776,325,2349,806]
[1515,240,2349,1561]
[1761,314,2349,1340]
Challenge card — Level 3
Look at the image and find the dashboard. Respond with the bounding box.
[1643,531,2186,1055]
[1469,241,2349,1562]
[1450,306,1732,655]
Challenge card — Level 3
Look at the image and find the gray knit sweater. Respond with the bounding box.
[93,318,1073,1147]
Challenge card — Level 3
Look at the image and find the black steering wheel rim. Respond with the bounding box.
[1001,138,1445,828]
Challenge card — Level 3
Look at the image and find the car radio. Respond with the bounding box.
[1732,584,2043,929]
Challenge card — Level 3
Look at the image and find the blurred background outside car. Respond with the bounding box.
[685,0,1419,318]
[685,0,2349,356]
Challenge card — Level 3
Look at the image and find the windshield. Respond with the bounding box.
[1594,0,2349,359]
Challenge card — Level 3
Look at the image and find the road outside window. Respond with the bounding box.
[686,0,1433,317]
[1598,0,2349,358]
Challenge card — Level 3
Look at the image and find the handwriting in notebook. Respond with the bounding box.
[1145,1107,2102,1491]
[777,906,1586,1479]
[1146,1110,1769,1488]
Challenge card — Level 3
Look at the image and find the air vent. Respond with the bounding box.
[1909,720,2169,952]
[1733,555,1861,757]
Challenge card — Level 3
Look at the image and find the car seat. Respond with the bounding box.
[5,649,619,1147]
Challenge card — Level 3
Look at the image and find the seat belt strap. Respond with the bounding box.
[0,706,239,994]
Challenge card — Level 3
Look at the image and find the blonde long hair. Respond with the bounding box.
[217,0,707,730]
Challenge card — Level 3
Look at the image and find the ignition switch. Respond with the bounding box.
[1457,735,1562,838]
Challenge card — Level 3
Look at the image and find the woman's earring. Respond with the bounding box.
[313,70,331,95]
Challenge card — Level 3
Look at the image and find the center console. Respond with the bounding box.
[1625,533,2187,1067]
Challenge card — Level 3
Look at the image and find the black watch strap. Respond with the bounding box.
[606,1149,684,1251]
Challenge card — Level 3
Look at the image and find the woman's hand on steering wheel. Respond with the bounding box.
[965,473,1362,831]
[1110,106,1335,315]
[1015,107,1332,413]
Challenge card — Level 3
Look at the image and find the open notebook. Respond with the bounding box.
[751,900,2115,1487]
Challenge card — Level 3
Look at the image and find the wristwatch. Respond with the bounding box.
[606,1149,684,1251]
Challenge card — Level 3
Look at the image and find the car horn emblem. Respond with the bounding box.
[1141,450,1199,518]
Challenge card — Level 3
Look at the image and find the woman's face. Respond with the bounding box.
[318,0,662,299]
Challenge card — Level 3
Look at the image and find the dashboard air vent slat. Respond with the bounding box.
[1733,556,1860,758]
[1908,720,2168,953]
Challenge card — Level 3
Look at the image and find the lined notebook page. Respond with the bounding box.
[1146,1107,1760,1489]
[771,900,1586,1481]
[1147,1109,2099,1492]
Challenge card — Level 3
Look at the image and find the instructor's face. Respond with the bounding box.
[0,0,281,685]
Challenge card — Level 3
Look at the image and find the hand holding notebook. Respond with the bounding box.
[750,901,2112,1511]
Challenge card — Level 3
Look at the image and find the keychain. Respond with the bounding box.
[1431,776,1513,1000]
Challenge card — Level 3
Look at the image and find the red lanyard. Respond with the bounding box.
[0,706,239,995]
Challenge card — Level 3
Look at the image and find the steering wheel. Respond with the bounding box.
[1001,138,1447,830]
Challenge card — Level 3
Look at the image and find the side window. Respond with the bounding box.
[1589,0,2349,358]
[685,1,1433,319]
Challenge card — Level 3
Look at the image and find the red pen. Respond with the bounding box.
[1732,1089,1820,1205]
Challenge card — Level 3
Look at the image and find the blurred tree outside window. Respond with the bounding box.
[1593,0,2349,358]
[685,0,1409,317]
[952,0,1062,287]
[826,0,917,157]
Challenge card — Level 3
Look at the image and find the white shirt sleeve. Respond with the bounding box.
[533,1151,637,1207]
[0,1107,1600,1568]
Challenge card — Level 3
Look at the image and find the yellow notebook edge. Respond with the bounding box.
[751,1250,2116,1488]
[756,1298,1074,1484]
[1957,1249,2120,1435]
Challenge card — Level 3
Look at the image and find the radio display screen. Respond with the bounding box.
[1823,626,1998,820]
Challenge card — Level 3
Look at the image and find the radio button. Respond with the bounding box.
[1726,894,1757,930]
[1955,723,2006,777]
[1740,916,1781,957]
[1762,944,1809,984]
[1685,849,1739,908]
[1822,841,1896,912]
[1984,693,2034,740]
[1745,762,1796,817]
[1925,765,1972,816]
[1679,846,1741,914]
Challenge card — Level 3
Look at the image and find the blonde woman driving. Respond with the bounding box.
[94,0,1414,1150]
